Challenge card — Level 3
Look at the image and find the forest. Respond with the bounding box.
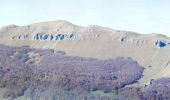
[0,44,169,100]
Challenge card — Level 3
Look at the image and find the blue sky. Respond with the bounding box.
[0,0,170,36]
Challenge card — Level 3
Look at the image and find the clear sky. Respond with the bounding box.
[0,0,170,36]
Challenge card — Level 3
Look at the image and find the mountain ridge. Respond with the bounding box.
[0,20,169,38]
[0,20,170,86]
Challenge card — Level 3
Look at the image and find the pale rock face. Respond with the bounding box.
[0,20,170,86]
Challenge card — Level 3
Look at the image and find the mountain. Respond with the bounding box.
[0,20,170,86]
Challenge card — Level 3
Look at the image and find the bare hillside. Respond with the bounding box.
[0,20,170,86]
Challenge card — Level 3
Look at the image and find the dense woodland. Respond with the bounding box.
[0,44,169,100]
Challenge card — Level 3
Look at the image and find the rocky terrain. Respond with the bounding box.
[0,20,170,100]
